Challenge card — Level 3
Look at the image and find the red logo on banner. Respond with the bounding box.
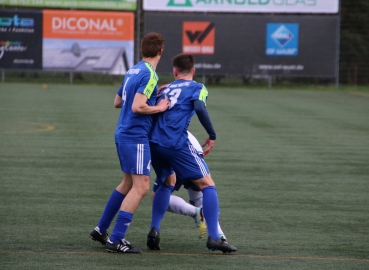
[182,21,215,55]
[43,10,134,40]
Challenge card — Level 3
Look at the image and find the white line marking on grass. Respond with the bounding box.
[350,92,369,98]
[1,250,368,263]
[0,120,55,134]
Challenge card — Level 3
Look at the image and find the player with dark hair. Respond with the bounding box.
[89,32,169,253]
[147,53,237,253]
[151,131,228,241]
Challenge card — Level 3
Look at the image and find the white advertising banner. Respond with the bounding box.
[143,0,339,14]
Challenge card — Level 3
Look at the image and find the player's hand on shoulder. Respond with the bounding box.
[202,137,215,157]
[157,98,170,112]
[158,84,168,94]
[157,84,168,98]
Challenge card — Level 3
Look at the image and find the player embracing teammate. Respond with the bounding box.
[89,32,168,253]
[90,31,237,254]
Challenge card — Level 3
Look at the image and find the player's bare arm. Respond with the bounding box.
[114,94,122,108]
[132,92,169,114]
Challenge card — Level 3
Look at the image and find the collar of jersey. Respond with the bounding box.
[142,61,154,70]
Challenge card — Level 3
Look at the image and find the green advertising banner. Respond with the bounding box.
[0,0,136,10]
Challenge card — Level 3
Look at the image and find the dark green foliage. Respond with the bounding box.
[340,0,369,85]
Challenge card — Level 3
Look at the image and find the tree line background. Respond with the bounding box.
[340,0,369,85]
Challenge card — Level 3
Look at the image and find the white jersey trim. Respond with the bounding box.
[187,131,203,154]
[189,144,207,177]
[136,144,144,174]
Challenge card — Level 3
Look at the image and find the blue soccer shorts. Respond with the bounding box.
[116,142,151,175]
[150,142,210,187]
[152,177,201,193]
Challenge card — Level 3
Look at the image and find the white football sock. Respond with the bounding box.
[187,188,203,207]
[218,223,224,237]
[167,195,197,217]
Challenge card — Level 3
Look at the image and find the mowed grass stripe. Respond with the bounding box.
[0,83,368,270]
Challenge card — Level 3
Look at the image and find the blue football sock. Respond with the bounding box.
[202,186,220,240]
[150,184,174,233]
[110,210,133,242]
[98,189,125,234]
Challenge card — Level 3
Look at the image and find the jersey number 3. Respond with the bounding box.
[162,88,182,109]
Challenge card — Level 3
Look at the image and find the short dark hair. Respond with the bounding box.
[141,32,165,58]
[172,54,194,73]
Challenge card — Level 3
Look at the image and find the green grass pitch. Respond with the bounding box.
[0,83,368,269]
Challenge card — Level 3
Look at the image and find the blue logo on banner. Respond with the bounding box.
[0,15,34,27]
[266,23,299,56]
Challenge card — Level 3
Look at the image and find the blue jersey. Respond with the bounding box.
[115,61,159,143]
[150,79,208,149]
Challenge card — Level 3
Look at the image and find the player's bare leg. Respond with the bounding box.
[120,174,150,213]
[116,173,133,195]
[106,174,150,253]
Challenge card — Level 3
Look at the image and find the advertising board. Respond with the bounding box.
[0,0,136,11]
[145,12,339,78]
[143,0,339,14]
[0,10,43,69]
[43,10,134,74]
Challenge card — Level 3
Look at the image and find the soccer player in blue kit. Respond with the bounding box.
[151,131,228,241]
[89,32,169,253]
[147,53,237,253]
